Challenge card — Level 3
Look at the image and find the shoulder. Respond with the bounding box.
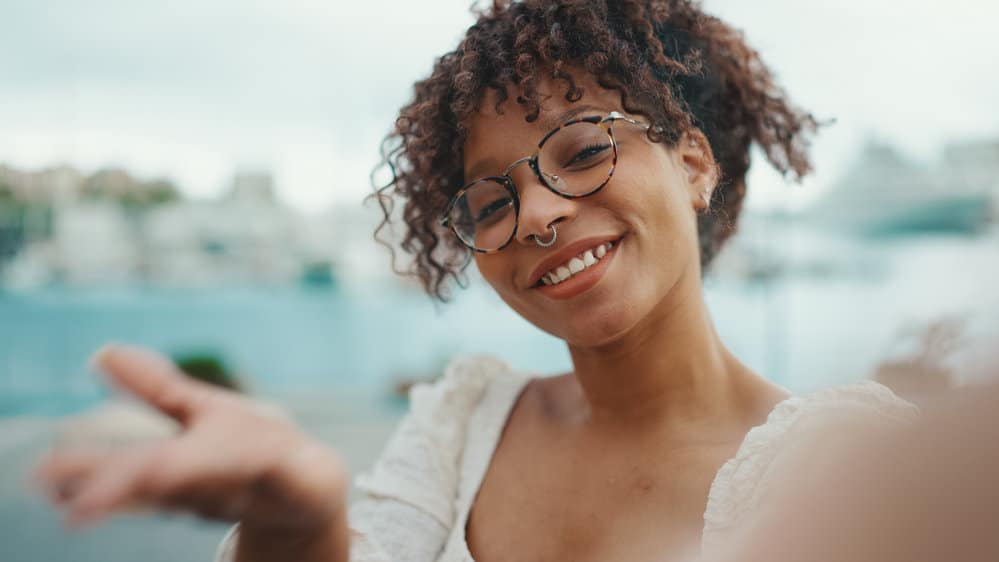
[703,380,918,551]
[407,354,516,424]
[753,380,919,438]
[353,354,523,527]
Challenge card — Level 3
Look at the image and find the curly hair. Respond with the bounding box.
[371,0,819,301]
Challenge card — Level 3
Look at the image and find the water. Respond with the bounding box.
[0,284,571,416]
[1,227,997,418]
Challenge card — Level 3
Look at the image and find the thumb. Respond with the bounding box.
[89,343,207,425]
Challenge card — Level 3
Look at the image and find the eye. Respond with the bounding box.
[565,143,612,167]
[475,198,514,225]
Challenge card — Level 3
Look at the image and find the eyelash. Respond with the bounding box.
[566,143,611,166]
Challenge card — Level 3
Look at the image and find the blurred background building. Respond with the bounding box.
[0,167,335,288]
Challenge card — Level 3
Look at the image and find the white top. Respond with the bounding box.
[215,354,918,561]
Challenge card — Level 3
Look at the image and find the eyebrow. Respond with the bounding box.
[464,104,605,181]
[541,103,601,131]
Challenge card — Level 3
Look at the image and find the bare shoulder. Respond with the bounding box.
[519,371,587,423]
[495,373,572,442]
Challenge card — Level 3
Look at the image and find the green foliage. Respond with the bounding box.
[173,352,244,393]
[82,171,181,210]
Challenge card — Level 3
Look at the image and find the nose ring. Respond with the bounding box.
[533,225,557,247]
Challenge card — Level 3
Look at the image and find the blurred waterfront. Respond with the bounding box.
[1,140,998,417]
[2,219,997,418]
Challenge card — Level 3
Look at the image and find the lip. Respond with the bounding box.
[534,238,621,300]
[526,234,624,289]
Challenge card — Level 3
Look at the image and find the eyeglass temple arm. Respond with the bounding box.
[605,111,650,130]
[439,199,457,227]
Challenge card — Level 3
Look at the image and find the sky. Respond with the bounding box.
[2,0,997,213]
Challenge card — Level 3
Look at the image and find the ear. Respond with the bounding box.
[676,129,719,212]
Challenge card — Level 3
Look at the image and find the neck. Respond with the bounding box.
[566,270,758,433]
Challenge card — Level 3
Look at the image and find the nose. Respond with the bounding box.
[511,163,578,246]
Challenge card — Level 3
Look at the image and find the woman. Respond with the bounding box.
[33,1,917,561]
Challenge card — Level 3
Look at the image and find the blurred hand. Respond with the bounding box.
[32,343,349,534]
[714,381,999,562]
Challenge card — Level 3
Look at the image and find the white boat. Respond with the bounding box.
[805,140,994,235]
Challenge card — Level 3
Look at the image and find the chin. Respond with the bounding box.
[548,302,638,349]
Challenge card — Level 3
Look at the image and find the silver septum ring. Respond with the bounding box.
[533,225,557,247]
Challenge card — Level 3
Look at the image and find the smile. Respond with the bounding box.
[540,240,615,286]
[529,235,624,300]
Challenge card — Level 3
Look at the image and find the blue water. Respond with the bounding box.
[1,227,997,417]
[0,284,572,416]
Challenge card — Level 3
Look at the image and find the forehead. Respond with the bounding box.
[462,73,624,176]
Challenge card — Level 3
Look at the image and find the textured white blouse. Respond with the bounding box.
[215,354,917,561]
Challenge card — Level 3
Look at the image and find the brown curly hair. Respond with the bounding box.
[371,0,819,301]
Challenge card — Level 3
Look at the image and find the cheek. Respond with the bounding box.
[472,254,494,280]
[614,148,683,213]
[473,254,512,295]
[614,169,693,240]
[612,171,701,296]
[649,163,692,216]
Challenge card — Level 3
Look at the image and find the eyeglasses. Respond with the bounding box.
[440,111,648,253]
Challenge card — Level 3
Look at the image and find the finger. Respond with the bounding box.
[90,344,210,424]
[33,449,107,502]
[64,445,158,528]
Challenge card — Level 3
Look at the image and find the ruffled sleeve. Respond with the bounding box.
[214,354,511,562]
[701,380,919,555]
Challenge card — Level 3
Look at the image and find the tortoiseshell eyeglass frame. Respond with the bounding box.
[439,110,648,254]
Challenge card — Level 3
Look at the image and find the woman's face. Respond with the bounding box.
[462,74,716,348]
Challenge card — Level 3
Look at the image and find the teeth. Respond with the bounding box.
[540,241,617,287]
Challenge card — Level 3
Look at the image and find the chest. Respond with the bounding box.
[464,420,740,562]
